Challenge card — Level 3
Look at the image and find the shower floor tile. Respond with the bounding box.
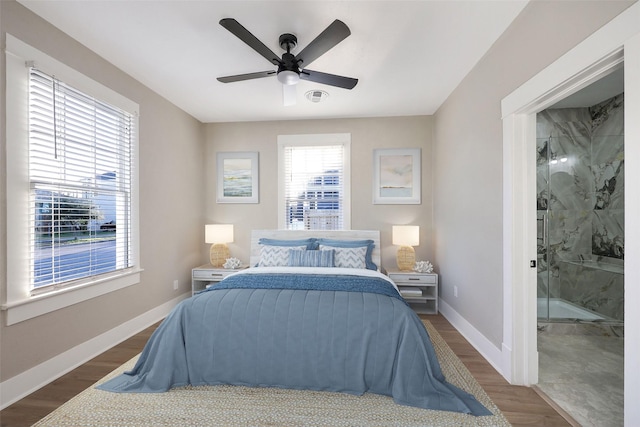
[537,332,624,427]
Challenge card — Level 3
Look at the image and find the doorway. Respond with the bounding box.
[500,3,639,424]
[535,74,624,426]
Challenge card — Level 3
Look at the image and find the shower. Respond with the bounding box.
[534,81,625,426]
[536,88,624,329]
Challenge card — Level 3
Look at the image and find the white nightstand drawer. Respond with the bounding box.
[193,270,231,280]
[191,264,247,296]
[388,273,437,285]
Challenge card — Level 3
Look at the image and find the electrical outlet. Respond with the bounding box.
[453,286,458,297]
[173,280,179,290]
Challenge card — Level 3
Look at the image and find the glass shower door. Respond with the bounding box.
[536,135,550,321]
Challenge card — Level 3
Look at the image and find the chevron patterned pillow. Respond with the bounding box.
[319,245,367,269]
[259,245,307,267]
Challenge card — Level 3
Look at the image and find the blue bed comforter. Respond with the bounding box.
[98,268,491,416]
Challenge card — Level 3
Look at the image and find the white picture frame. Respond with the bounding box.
[216,152,259,203]
[373,148,421,204]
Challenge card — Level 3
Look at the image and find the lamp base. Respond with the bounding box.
[396,246,415,271]
[210,243,230,267]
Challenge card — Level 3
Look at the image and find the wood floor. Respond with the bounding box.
[0,314,570,427]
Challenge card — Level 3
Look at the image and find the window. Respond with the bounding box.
[28,68,133,294]
[278,134,351,230]
[4,34,140,325]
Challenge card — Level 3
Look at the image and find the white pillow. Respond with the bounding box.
[259,245,306,267]
[319,244,367,269]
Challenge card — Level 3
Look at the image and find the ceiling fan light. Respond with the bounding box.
[277,70,299,85]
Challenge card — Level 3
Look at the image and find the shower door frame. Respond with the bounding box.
[500,2,640,422]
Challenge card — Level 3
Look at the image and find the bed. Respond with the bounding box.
[98,230,491,416]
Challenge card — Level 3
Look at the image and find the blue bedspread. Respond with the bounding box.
[206,272,407,303]
[98,269,491,416]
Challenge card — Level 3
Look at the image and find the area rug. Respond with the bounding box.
[33,320,511,427]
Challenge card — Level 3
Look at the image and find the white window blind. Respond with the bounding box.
[28,68,133,295]
[282,144,346,230]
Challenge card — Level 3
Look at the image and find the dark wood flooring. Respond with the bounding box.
[0,314,570,427]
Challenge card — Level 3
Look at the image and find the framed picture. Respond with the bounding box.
[216,152,259,203]
[373,148,421,204]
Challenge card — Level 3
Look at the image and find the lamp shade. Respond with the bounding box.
[205,224,234,244]
[392,225,419,247]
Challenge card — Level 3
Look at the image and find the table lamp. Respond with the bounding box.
[392,225,419,271]
[205,224,233,267]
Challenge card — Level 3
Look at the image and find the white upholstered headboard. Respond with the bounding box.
[250,229,381,270]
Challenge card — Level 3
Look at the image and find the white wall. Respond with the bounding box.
[204,116,434,271]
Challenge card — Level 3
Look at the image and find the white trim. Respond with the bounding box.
[500,5,636,117]
[438,299,504,377]
[5,44,30,306]
[3,33,141,322]
[501,112,539,386]
[2,270,143,325]
[624,29,640,427]
[500,4,639,424]
[0,292,189,410]
[5,34,138,115]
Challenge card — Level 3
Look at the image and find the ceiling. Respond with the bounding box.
[549,67,625,109]
[18,1,529,123]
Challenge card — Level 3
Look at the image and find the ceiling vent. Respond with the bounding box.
[305,90,329,103]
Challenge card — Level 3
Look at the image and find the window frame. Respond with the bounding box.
[277,133,351,230]
[2,34,141,325]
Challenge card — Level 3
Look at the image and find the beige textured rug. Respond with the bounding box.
[33,321,511,427]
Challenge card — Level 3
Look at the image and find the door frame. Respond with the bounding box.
[500,2,640,423]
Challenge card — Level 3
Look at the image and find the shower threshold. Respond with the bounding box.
[537,297,611,322]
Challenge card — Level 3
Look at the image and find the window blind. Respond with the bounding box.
[282,144,345,230]
[28,68,133,294]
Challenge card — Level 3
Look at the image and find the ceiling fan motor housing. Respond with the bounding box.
[279,33,297,51]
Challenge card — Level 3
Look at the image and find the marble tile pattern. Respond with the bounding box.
[536,93,624,323]
[537,330,624,427]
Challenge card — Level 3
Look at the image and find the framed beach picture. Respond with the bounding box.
[372,148,421,204]
[216,152,259,203]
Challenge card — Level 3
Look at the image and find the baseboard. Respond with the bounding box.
[438,299,506,379]
[501,342,513,383]
[0,292,190,410]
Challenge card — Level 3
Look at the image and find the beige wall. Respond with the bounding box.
[433,0,635,347]
[204,116,434,270]
[0,1,204,381]
[3,0,634,398]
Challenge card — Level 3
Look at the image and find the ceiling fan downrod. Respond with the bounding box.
[277,34,301,85]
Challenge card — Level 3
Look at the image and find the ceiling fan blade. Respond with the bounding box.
[217,71,276,83]
[300,69,358,89]
[219,18,281,66]
[283,84,296,106]
[294,20,351,68]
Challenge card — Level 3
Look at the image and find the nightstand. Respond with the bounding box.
[387,269,438,314]
[191,264,246,296]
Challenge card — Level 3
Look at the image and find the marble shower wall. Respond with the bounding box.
[536,93,624,322]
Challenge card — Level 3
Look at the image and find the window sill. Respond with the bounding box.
[1,269,143,326]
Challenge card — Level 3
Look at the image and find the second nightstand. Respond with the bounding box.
[387,269,438,315]
[191,264,246,296]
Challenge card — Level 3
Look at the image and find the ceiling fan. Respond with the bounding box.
[217,18,358,106]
